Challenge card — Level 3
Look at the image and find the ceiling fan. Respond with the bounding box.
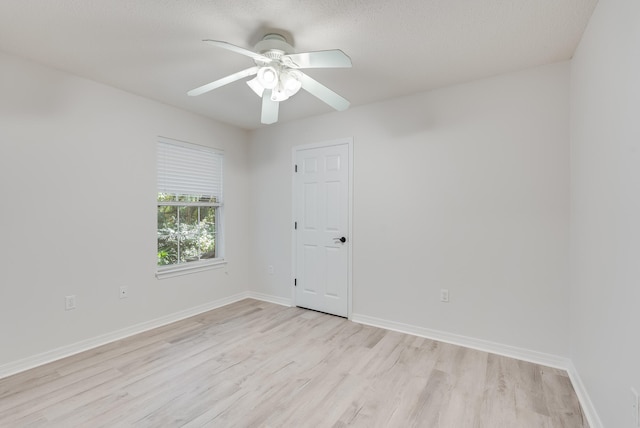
[188,33,352,125]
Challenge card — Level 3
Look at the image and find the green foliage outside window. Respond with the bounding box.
[157,193,217,266]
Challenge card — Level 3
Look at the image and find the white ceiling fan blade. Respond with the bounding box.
[261,90,279,124]
[188,66,258,96]
[299,73,350,111]
[203,40,272,63]
[283,50,352,69]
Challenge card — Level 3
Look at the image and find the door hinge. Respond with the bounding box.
[294,221,297,230]
[294,278,297,286]
[295,164,298,173]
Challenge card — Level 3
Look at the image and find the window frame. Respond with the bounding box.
[156,137,225,279]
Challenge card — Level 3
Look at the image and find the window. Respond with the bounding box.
[156,137,224,277]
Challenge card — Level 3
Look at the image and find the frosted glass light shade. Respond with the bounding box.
[282,70,302,96]
[246,77,264,97]
[271,86,288,102]
[257,66,278,89]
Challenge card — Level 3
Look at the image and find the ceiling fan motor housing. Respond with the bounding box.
[254,33,295,62]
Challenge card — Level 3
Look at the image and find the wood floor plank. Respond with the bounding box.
[0,299,588,427]
[437,348,488,427]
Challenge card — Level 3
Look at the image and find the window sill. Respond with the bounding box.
[156,259,227,280]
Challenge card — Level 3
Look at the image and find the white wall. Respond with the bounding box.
[570,0,640,426]
[249,62,571,357]
[0,51,251,367]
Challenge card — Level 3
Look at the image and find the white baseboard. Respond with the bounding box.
[246,291,293,307]
[565,361,603,428]
[0,291,251,379]
[351,312,570,369]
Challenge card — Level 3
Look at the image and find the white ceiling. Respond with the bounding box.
[0,0,597,130]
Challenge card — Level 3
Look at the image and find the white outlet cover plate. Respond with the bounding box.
[65,295,76,310]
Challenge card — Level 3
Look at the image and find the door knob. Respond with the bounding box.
[334,236,347,243]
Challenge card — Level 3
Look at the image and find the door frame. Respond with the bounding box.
[291,137,354,319]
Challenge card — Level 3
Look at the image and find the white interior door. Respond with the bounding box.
[294,141,350,317]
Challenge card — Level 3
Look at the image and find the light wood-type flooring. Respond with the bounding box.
[0,299,588,427]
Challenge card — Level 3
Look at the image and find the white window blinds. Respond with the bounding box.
[157,138,223,202]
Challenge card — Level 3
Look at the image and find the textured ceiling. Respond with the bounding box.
[0,0,597,130]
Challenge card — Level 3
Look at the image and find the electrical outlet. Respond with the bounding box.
[632,387,639,427]
[267,265,275,274]
[119,286,129,299]
[440,289,449,303]
[65,295,76,311]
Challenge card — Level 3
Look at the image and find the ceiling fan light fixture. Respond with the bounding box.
[257,66,278,89]
[269,69,303,102]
